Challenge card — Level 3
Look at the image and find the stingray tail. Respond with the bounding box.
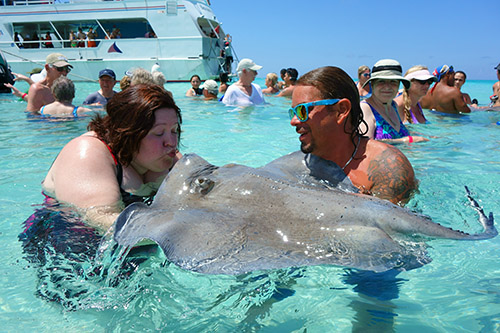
[464,186,497,240]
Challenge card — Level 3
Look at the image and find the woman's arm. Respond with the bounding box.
[381,135,429,144]
[4,83,27,100]
[43,134,124,230]
[360,102,376,139]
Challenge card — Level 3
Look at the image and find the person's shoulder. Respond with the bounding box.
[393,94,404,106]
[364,139,416,203]
[29,81,46,92]
[84,91,104,104]
[252,82,263,90]
[64,132,100,149]
[224,84,238,94]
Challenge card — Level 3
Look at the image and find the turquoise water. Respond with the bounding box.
[0,78,499,331]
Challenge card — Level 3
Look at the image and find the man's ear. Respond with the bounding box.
[336,98,351,124]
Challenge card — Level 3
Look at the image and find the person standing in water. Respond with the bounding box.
[222,58,266,106]
[420,64,471,113]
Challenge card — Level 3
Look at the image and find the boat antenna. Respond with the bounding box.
[0,48,97,82]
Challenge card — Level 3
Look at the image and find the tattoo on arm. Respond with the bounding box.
[366,147,416,204]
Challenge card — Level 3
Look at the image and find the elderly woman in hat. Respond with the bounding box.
[394,65,436,124]
[360,59,428,144]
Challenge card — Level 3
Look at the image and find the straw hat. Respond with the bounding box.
[363,59,410,90]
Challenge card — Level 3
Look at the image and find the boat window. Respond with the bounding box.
[11,18,157,49]
[196,18,222,39]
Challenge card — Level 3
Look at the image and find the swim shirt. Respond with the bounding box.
[40,105,79,117]
[83,91,116,105]
[364,101,410,140]
[222,83,265,106]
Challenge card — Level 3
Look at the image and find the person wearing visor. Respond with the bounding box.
[83,68,117,106]
[394,65,436,124]
[26,53,72,112]
[360,59,428,144]
[222,58,265,106]
[289,66,417,204]
[420,64,471,114]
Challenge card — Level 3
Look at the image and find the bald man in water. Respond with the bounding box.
[420,65,470,114]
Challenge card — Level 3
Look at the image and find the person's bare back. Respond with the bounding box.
[26,81,55,112]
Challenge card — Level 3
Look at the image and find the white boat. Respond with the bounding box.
[0,0,235,81]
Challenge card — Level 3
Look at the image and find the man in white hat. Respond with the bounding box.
[201,79,218,100]
[222,58,265,106]
[26,53,73,112]
[420,64,470,114]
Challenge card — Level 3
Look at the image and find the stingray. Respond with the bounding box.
[114,153,497,275]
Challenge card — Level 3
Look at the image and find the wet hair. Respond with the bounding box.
[130,68,154,86]
[296,66,368,144]
[266,72,278,86]
[88,84,182,166]
[119,75,131,91]
[190,74,201,82]
[455,70,467,80]
[219,72,229,83]
[152,71,166,86]
[402,65,428,124]
[286,68,299,82]
[51,76,75,102]
[280,68,287,76]
[357,65,370,78]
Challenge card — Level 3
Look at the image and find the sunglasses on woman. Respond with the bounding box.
[289,99,340,122]
[414,79,434,85]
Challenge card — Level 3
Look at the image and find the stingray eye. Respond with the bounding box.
[195,177,215,195]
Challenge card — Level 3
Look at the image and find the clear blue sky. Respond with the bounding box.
[210,0,499,80]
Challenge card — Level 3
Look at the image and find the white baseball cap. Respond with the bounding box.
[236,58,262,72]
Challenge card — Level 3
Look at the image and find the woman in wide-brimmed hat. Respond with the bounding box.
[360,59,427,144]
[394,65,437,124]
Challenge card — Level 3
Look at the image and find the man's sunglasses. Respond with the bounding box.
[362,73,371,77]
[289,99,340,122]
[52,65,71,73]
